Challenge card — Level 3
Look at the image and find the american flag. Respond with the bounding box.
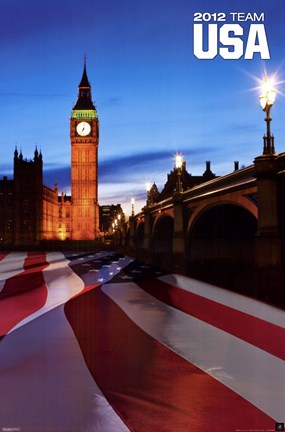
[0,251,284,432]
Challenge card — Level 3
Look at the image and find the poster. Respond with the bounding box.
[0,0,284,431]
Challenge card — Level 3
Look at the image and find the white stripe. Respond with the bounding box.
[102,282,285,420]
[160,274,285,328]
[43,251,84,306]
[0,252,27,292]
[0,305,130,432]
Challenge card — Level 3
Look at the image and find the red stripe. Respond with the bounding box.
[1,252,48,299]
[137,279,285,361]
[64,287,274,432]
[0,252,9,261]
[71,283,100,299]
[0,252,48,337]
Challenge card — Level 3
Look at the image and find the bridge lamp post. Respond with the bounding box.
[117,214,122,241]
[131,197,135,217]
[175,153,183,193]
[259,77,276,155]
[145,180,151,206]
[117,214,121,232]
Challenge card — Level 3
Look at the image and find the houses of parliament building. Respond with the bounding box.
[0,61,100,245]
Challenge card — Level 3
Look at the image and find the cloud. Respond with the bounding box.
[39,145,221,191]
[99,151,168,181]
[100,97,122,108]
[43,166,70,190]
[0,163,13,171]
[3,145,221,202]
[99,189,146,204]
[98,147,217,182]
[224,122,260,134]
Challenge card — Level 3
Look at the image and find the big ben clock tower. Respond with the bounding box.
[70,59,99,240]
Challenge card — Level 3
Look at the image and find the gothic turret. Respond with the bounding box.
[72,58,96,111]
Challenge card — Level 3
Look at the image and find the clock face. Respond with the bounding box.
[76,121,91,136]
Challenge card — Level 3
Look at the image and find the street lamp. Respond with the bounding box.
[145,180,151,206]
[131,197,135,217]
[175,152,183,193]
[259,76,276,155]
[145,181,151,193]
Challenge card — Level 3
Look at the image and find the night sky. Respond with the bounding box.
[0,0,285,214]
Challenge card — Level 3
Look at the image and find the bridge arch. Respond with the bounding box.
[187,193,257,233]
[152,214,174,267]
[187,202,258,287]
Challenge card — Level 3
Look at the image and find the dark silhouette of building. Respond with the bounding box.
[157,160,216,201]
[99,204,124,233]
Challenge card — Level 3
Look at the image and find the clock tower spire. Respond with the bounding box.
[70,59,99,240]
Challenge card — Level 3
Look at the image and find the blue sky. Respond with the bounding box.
[1,0,285,214]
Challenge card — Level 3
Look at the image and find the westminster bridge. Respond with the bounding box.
[118,150,285,299]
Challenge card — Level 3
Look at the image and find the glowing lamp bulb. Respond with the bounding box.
[145,181,151,192]
[175,153,183,169]
[260,77,276,109]
[267,90,276,105]
[262,78,274,93]
[259,95,267,110]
